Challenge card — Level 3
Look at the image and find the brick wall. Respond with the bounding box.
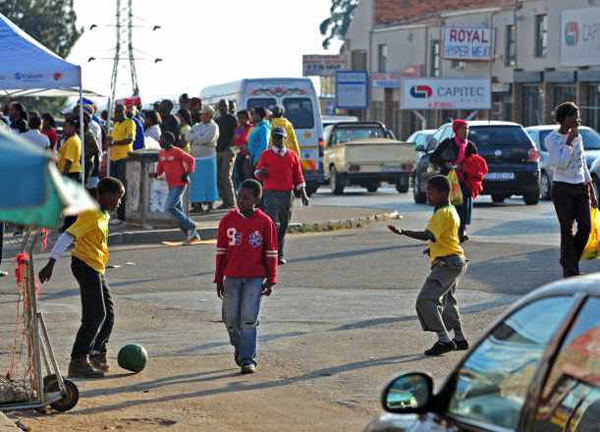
[374,0,516,26]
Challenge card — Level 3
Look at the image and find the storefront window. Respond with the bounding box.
[523,85,543,126]
[553,85,576,107]
[586,84,600,131]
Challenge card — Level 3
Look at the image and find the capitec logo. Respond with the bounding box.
[565,21,579,47]
[410,85,433,99]
[14,72,44,81]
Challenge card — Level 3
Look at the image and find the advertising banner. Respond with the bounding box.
[336,71,368,109]
[561,8,600,67]
[302,55,345,77]
[442,27,494,61]
[401,78,491,110]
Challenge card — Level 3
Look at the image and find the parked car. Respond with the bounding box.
[321,115,358,128]
[405,129,436,149]
[413,121,540,205]
[364,275,600,432]
[323,122,415,195]
[526,125,600,200]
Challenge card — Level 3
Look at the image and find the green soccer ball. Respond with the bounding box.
[117,344,148,373]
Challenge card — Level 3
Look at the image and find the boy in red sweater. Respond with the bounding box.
[150,132,200,243]
[215,179,278,374]
[255,127,309,264]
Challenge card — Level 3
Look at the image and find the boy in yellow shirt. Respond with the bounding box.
[39,177,125,378]
[388,175,468,356]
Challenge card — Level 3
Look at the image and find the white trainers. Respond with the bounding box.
[185,229,201,243]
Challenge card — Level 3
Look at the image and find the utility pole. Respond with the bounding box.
[128,0,140,96]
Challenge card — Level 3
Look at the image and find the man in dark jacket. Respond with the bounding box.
[216,99,238,209]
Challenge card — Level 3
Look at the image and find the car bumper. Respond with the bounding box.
[347,172,410,184]
[482,170,539,195]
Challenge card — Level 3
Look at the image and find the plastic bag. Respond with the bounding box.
[582,207,600,259]
[448,169,463,206]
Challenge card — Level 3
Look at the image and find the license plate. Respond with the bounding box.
[382,166,399,172]
[486,172,515,181]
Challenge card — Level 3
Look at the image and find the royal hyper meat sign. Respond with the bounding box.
[401,78,491,110]
[442,27,494,61]
[561,8,600,66]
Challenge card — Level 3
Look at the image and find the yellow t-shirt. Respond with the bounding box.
[67,210,110,274]
[58,135,82,174]
[110,119,135,161]
[425,205,465,262]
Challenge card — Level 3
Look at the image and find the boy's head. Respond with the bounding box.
[63,119,78,136]
[426,175,450,207]
[271,127,287,148]
[237,179,262,213]
[159,131,176,149]
[97,177,125,212]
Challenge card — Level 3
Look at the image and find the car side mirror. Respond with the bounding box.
[381,372,433,414]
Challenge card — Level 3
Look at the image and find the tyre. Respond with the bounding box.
[540,171,551,200]
[413,173,426,204]
[492,194,505,203]
[330,166,345,195]
[524,191,540,205]
[46,378,79,412]
[396,179,409,193]
[366,183,379,193]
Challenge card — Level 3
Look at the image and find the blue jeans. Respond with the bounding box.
[222,277,263,366]
[166,185,195,232]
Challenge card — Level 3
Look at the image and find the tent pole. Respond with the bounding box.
[79,69,85,186]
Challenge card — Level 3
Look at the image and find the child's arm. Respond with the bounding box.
[214,218,229,299]
[388,225,435,242]
[262,218,279,296]
[39,232,74,283]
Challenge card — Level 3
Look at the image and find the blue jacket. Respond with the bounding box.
[247,120,271,165]
[132,117,145,150]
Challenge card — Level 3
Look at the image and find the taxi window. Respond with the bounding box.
[246,98,276,110]
[283,98,314,129]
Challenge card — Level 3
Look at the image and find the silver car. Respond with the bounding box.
[364,276,600,432]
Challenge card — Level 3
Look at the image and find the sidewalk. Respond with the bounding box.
[0,205,401,260]
[0,414,18,432]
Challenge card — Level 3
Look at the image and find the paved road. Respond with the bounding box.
[1,188,597,431]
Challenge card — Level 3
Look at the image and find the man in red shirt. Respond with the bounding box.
[255,127,310,264]
[150,132,200,243]
[215,179,278,374]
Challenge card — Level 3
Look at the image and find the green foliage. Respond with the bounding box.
[320,0,358,50]
[0,0,84,114]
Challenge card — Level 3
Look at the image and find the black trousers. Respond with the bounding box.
[70,257,115,358]
[263,190,293,258]
[110,159,127,221]
[551,182,591,278]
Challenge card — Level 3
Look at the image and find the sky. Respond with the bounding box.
[68,0,342,103]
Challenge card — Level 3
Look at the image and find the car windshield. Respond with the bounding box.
[469,126,533,147]
[332,126,386,144]
[246,98,276,111]
[283,98,314,129]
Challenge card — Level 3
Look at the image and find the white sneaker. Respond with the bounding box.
[185,228,198,242]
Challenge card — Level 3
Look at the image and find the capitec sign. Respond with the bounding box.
[442,27,494,61]
[561,8,600,66]
[401,78,491,110]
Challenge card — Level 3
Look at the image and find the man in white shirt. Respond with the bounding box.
[21,115,50,149]
[545,102,598,278]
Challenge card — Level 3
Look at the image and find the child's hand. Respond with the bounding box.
[423,248,430,257]
[255,168,267,179]
[148,172,158,179]
[181,172,189,183]
[216,281,225,299]
[261,281,275,297]
[388,225,403,235]
[38,260,55,284]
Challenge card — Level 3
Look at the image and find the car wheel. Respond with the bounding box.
[540,171,551,200]
[396,179,409,193]
[366,183,379,193]
[524,191,540,205]
[330,166,345,195]
[492,194,505,203]
[413,173,426,204]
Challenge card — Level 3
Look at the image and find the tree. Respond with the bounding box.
[0,0,84,115]
[320,0,358,50]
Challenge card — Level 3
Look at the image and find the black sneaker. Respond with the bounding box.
[453,339,469,351]
[90,352,111,372]
[68,357,105,378]
[424,341,456,356]
[241,364,257,374]
[278,257,287,265]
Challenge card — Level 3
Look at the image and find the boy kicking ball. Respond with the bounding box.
[388,175,468,356]
[39,177,125,377]
[214,179,278,374]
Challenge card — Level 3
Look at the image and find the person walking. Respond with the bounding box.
[108,104,136,225]
[232,110,253,190]
[185,105,220,213]
[429,119,478,242]
[546,102,598,278]
[41,113,58,151]
[216,99,238,209]
[144,110,162,142]
[150,132,200,242]
[39,177,125,378]
[255,127,309,264]
[388,175,468,356]
[270,105,301,156]
[215,179,278,374]
[247,107,271,169]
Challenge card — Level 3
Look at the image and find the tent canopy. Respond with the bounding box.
[0,12,80,93]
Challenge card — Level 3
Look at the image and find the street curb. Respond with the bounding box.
[108,211,402,246]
